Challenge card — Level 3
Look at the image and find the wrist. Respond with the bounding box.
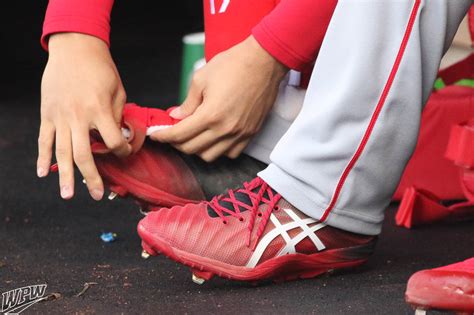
[48,33,109,56]
[245,35,289,80]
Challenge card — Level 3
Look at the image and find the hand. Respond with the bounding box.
[37,33,131,200]
[151,36,288,162]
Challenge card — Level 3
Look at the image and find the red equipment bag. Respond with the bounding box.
[393,53,474,200]
[395,120,474,228]
[394,9,474,200]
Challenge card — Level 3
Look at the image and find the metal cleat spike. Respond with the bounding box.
[415,309,426,315]
[108,192,118,200]
[141,250,151,259]
[192,273,205,285]
[139,207,149,216]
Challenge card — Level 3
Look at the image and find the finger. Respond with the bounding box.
[198,137,236,162]
[37,120,55,177]
[55,125,74,199]
[150,112,208,144]
[226,140,249,159]
[71,126,104,201]
[169,73,204,119]
[96,114,132,158]
[172,130,220,155]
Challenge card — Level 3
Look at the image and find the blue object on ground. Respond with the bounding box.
[100,232,118,243]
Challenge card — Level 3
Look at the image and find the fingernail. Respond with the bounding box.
[61,185,73,199]
[169,107,182,119]
[91,189,104,201]
[37,167,46,178]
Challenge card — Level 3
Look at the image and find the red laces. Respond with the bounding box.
[207,177,281,250]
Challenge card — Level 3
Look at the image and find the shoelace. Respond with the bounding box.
[207,177,281,250]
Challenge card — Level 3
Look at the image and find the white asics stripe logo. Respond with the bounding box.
[246,209,326,268]
[210,0,230,14]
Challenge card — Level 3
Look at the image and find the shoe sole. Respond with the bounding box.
[138,223,377,283]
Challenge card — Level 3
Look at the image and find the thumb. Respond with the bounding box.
[170,79,203,119]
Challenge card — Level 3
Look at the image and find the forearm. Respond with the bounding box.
[252,0,337,71]
[41,0,114,50]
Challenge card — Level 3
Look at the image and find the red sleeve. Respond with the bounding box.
[41,0,114,51]
[252,0,337,71]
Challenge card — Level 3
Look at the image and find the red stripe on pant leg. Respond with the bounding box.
[320,0,422,222]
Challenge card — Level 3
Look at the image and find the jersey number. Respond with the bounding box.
[210,0,230,14]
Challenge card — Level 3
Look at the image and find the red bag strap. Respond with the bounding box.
[437,53,474,86]
[445,120,474,169]
[445,120,474,202]
[396,119,474,229]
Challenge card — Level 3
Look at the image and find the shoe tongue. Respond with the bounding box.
[207,186,274,217]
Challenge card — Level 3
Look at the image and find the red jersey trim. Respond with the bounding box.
[253,21,314,71]
[41,17,111,50]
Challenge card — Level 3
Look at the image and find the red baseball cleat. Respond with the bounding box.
[92,104,206,210]
[51,103,205,211]
[405,258,474,314]
[138,177,377,283]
